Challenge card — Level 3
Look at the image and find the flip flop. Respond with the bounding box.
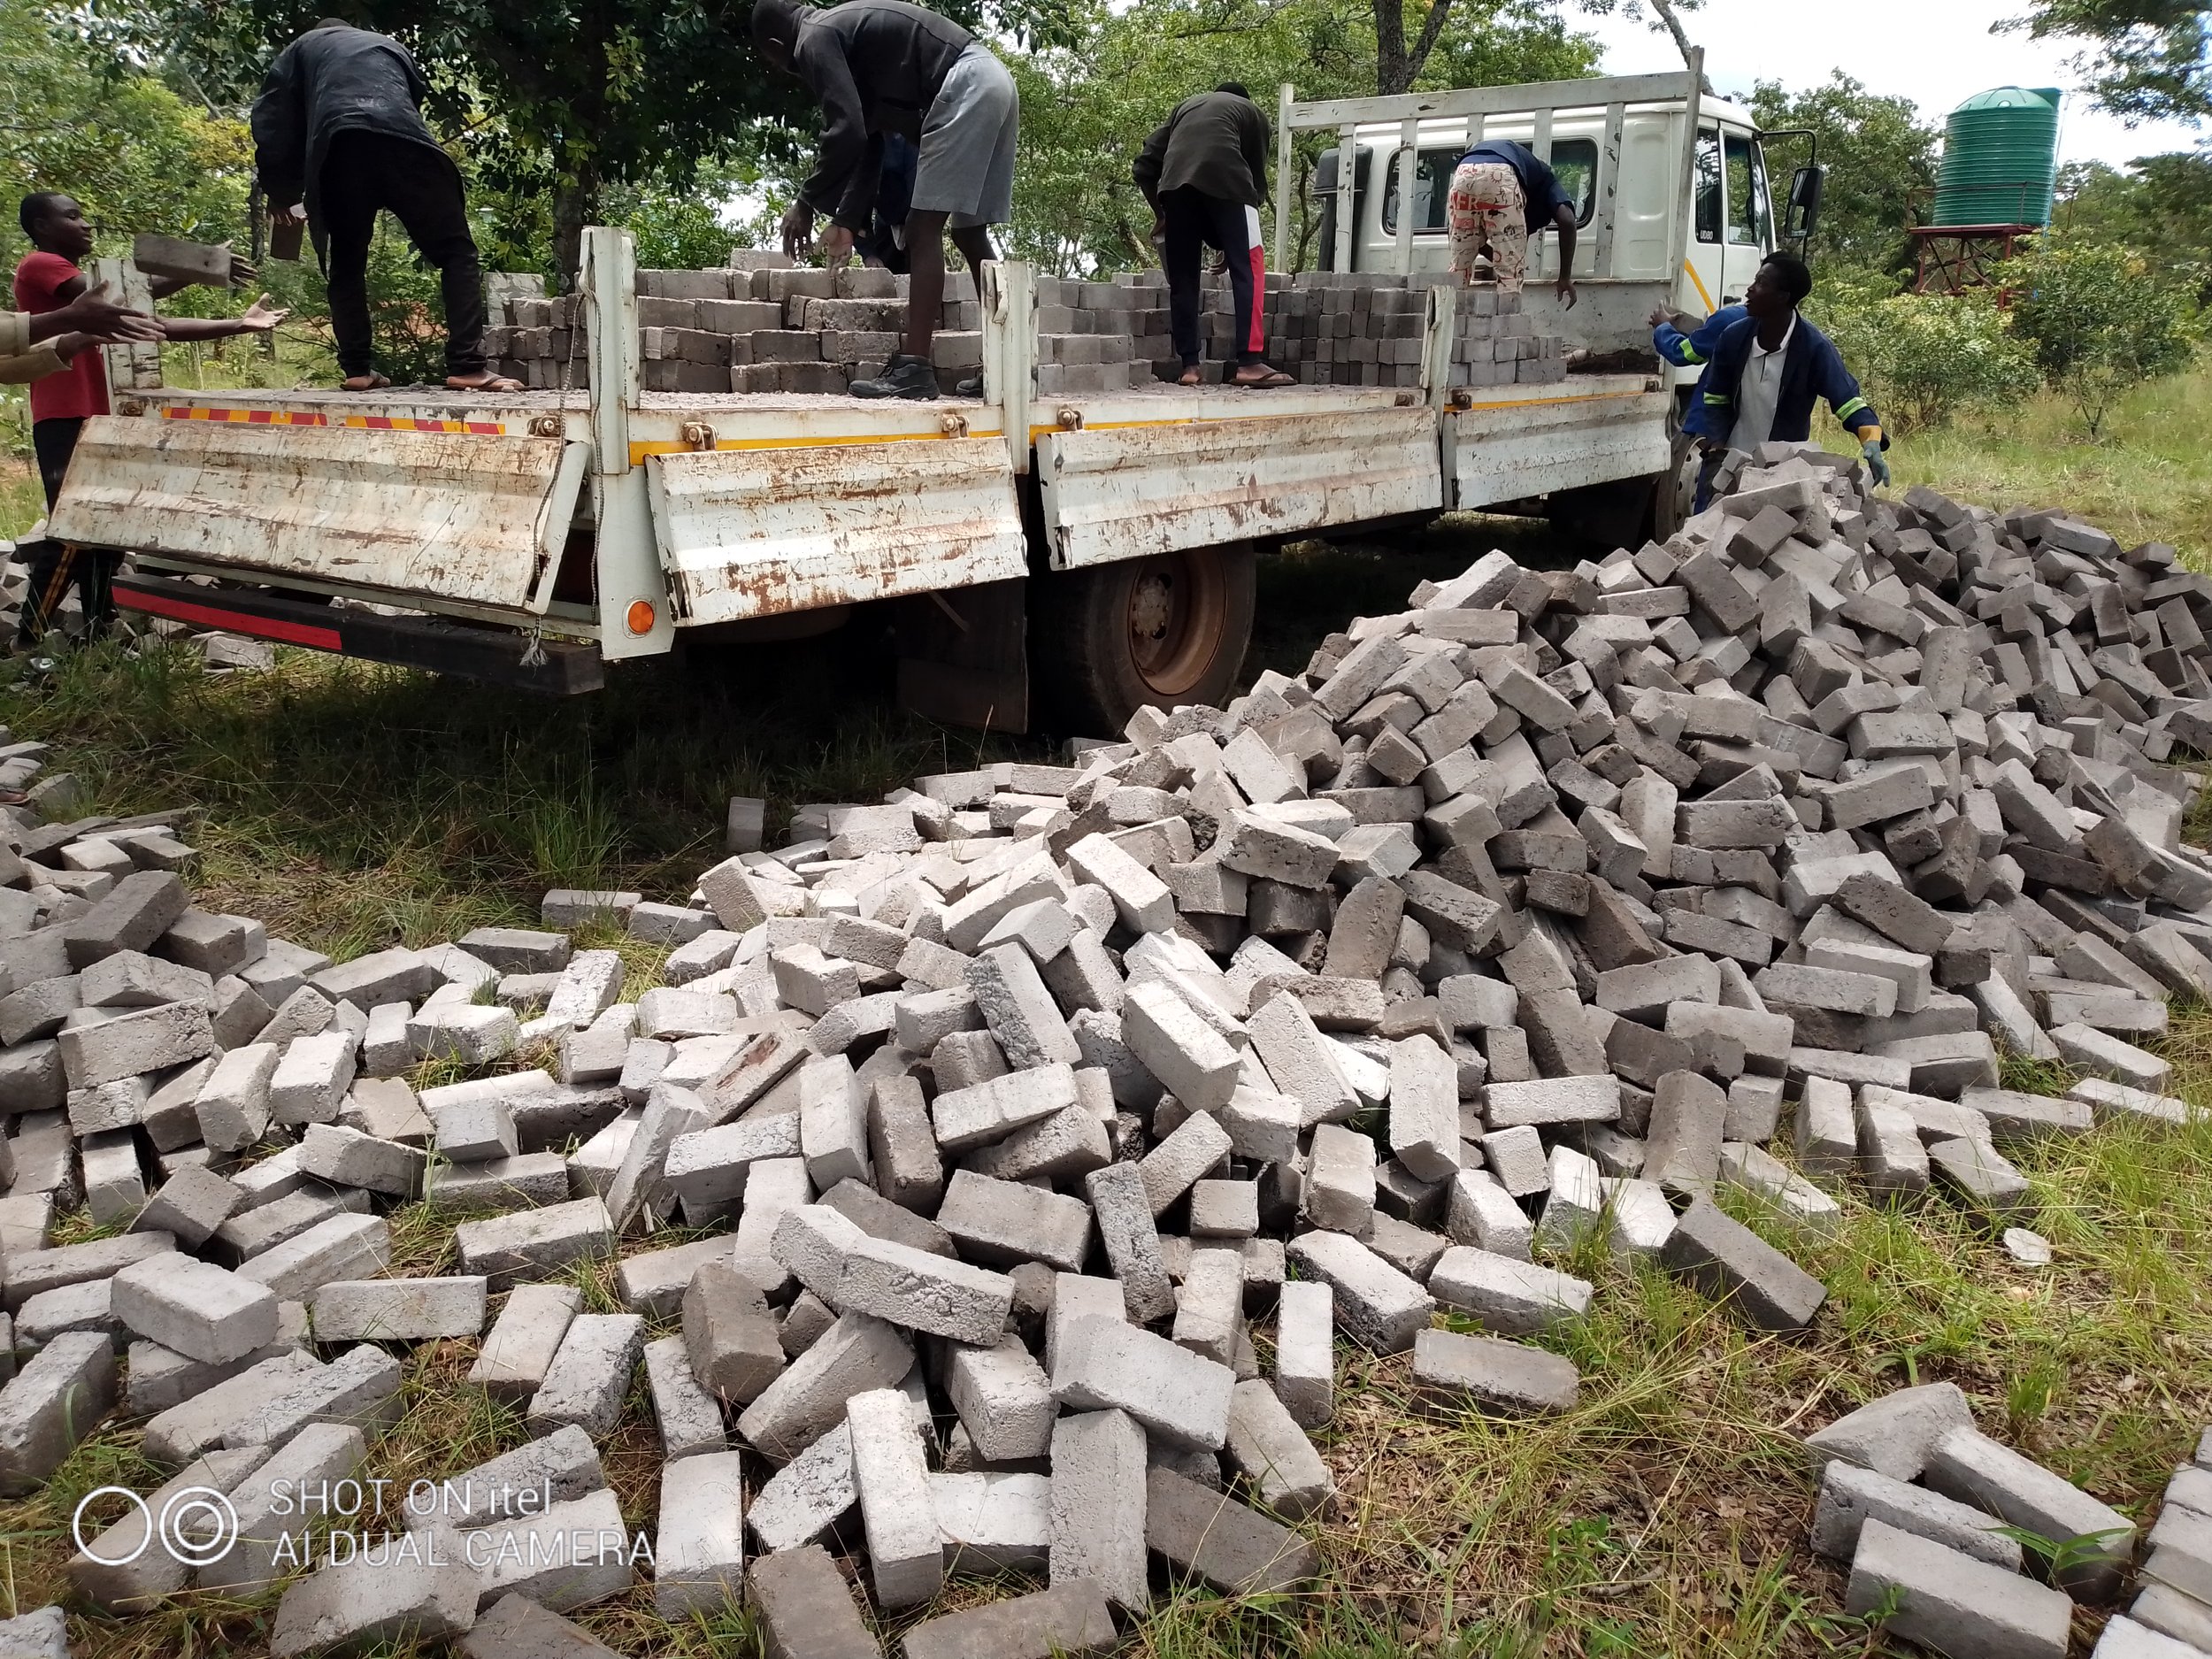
[340,373,391,392]
[446,373,525,393]
[1178,367,1203,388]
[1234,368,1295,389]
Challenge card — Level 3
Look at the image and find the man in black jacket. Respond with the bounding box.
[251,19,518,393]
[1134,82,1290,388]
[754,0,1019,400]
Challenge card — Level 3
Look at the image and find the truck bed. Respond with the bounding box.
[65,373,1656,631]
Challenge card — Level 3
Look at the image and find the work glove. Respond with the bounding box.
[1861,430,1891,489]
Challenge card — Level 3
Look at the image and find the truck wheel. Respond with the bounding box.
[1033,543,1256,735]
[1652,424,1700,542]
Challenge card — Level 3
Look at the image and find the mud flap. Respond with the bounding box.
[894,577,1029,733]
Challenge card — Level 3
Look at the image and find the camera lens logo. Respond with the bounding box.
[73,1485,239,1568]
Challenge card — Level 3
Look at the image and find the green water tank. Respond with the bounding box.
[1932,86,2062,227]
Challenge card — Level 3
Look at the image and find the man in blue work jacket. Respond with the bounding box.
[1650,298,1745,385]
[1681,250,1889,510]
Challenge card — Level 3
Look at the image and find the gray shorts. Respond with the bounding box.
[911,44,1018,228]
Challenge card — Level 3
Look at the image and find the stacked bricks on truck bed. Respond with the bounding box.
[482,253,983,396]
[481,252,1566,397]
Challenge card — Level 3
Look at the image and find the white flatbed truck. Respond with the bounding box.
[48,58,1815,733]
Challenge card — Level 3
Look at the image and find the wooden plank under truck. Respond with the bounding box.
[47,54,1819,735]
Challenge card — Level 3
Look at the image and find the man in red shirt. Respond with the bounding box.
[13,192,285,648]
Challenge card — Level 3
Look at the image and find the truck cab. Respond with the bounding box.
[1281,73,1785,376]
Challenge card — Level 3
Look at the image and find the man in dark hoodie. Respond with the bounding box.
[753,0,1018,400]
[1133,82,1289,388]
[251,19,518,393]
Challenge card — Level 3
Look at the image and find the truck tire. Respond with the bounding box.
[1033,542,1256,735]
[1653,423,1699,542]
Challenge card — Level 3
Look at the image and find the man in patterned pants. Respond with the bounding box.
[1446,137,1579,308]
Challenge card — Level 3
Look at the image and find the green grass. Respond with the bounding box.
[0,633,1024,956]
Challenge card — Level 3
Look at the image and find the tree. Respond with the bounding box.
[2009,1,2211,124]
[0,0,255,268]
[1571,0,1705,79]
[1748,72,1940,277]
[1007,0,1596,276]
[157,0,793,281]
[2056,149,2212,297]
[2000,232,2198,436]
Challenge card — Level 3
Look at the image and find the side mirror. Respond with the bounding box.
[1785,165,1824,242]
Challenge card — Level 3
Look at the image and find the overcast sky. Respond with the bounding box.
[1582,0,2204,170]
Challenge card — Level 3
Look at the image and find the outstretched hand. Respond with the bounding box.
[235,293,288,332]
[57,280,160,342]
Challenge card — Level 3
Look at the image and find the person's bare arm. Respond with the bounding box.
[25,283,158,344]
[158,293,288,342]
[1554,204,1578,307]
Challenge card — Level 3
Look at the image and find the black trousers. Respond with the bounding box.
[321,130,488,379]
[1161,186,1263,369]
[18,417,116,645]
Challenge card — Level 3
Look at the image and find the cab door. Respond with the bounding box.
[1685,123,1728,319]
[1719,128,1776,303]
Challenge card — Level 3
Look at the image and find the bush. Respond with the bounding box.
[2000,235,2199,437]
[1808,273,2040,435]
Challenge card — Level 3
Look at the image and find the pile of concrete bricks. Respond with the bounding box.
[2115,1430,2212,1654]
[5,442,2212,1655]
[1808,1379,2198,1659]
[1027,269,1568,394]
[1187,268,1564,390]
[483,254,985,396]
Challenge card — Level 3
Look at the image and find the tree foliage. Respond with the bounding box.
[152,0,785,278]
[2001,232,2200,435]
[1748,72,1939,278]
[2056,150,2212,298]
[1006,0,1597,277]
[0,0,254,269]
[1808,271,2039,434]
[2010,0,2211,124]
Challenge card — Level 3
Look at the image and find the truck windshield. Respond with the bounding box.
[1725,133,1772,246]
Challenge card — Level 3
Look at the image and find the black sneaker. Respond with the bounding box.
[851,353,938,400]
[956,374,982,397]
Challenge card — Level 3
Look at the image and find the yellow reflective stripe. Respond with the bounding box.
[1703,393,1731,405]
[1682,259,1716,313]
[1836,396,1870,422]
[1678,345,1705,365]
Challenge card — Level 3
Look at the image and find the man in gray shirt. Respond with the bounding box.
[1134,83,1290,388]
[755,0,1019,399]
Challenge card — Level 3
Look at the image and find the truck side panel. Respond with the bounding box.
[1034,404,1442,568]
[646,437,1028,625]
[50,414,581,612]
[1445,385,1670,511]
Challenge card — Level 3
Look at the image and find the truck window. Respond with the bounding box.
[1694,127,1722,244]
[1547,140,1599,225]
[1380,148,1460,234]
[1725,133,1771,246]
[1382,138,1602,234]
